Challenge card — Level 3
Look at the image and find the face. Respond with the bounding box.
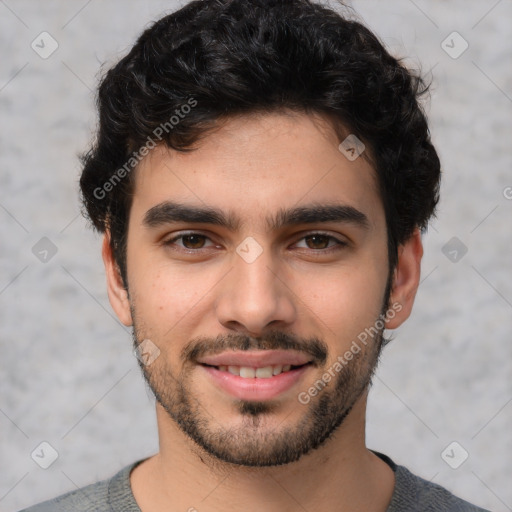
[104,112,420,467]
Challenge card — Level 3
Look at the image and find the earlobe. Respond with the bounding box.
[385,229,423,330]
[102,232,133,326]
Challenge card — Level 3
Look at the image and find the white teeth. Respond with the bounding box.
[239,367,256,378]
[272,364,283,375]
[214,363,303,378]
[228,365,240,376]
[255,366,273,378]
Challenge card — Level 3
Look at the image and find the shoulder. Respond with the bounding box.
[18,461,142,512]
[387,458,491,512]
[17,478,110,512]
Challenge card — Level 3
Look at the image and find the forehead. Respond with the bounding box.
[130,112,384,231]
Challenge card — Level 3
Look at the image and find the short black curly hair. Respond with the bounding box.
[79,0,440,288]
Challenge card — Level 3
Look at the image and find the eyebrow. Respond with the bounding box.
[142,201,370,231]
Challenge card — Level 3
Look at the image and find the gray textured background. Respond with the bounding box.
[1,1,511,511]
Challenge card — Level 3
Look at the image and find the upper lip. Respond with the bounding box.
[197,350,313,368]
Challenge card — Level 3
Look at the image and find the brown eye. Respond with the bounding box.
[180,234,207,249]
[304,234,331,250]
[294,233,346,251]
[163,232,215,251]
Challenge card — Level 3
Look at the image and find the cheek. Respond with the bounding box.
[295,259,387,341]
[129,264,218,329]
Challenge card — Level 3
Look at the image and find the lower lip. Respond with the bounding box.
[200,364,311,401]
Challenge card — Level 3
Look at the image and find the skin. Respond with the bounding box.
[102,111,423,512]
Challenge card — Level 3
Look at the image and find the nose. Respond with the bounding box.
[215,246,296,336]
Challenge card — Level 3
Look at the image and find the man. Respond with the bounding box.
[21,0,489,510]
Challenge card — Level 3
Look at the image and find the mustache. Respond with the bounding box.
[181,330,328,366]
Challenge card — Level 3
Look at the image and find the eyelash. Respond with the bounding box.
[162,231,347,254]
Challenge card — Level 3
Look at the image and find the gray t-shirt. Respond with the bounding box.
[19,452,490,512]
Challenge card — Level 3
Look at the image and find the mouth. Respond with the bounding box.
[199,362,312,379]
[198,356,314,401]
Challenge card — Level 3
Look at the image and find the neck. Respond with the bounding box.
[131,393,394,512]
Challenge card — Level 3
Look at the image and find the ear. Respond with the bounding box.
[385,228,423,329]
[102,232,133,326]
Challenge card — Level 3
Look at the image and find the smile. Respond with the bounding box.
[199,362,312,401]
[202,363,302,378]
